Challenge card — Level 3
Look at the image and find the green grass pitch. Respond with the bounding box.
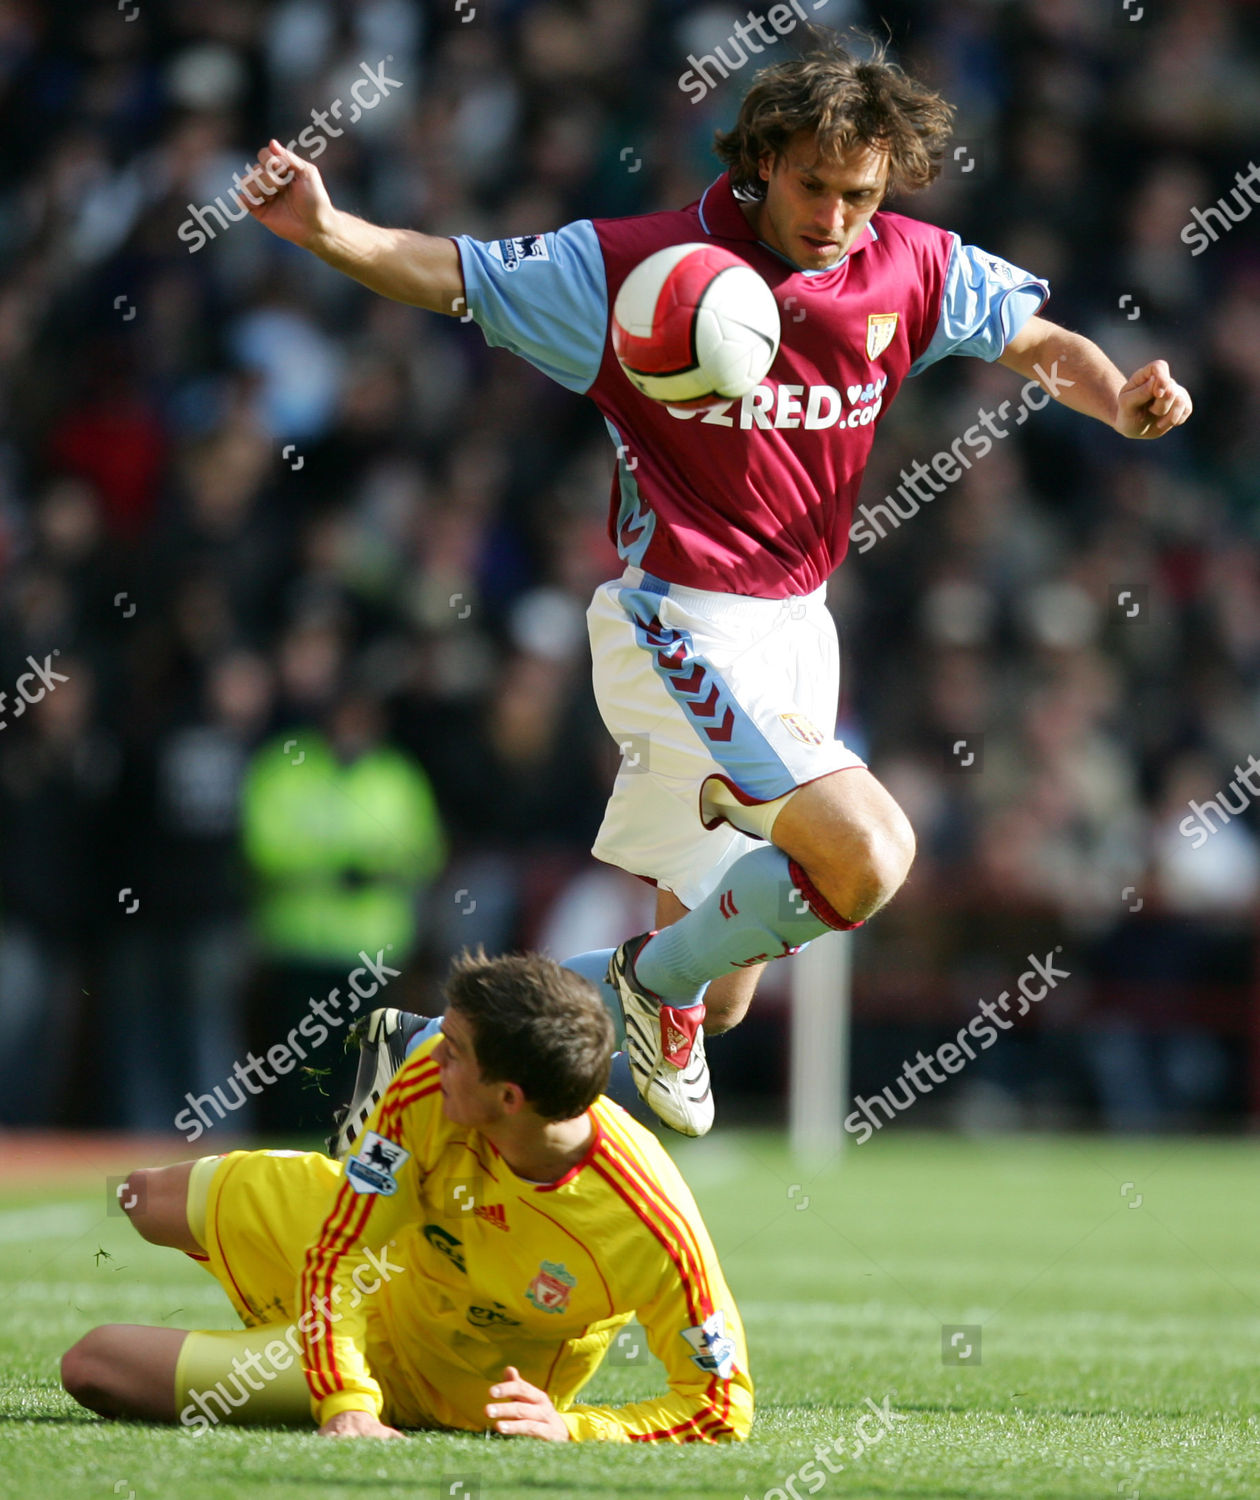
[1,1132,1257,1499]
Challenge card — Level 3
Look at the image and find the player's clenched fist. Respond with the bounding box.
[238,139,336,252]
[1114,359,1193,440]
[485,1365,571,1440]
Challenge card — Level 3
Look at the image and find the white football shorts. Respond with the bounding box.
[587,567,866,909]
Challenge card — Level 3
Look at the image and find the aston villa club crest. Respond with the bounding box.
[866,312,899,360]
[779,711,825,746]
[526,1260,576,1314]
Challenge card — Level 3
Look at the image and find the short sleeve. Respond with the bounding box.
[908,236,1049,377]
[451,221,609,394]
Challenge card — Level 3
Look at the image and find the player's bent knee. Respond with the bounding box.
[821,808,916,921]
[118,1162,202,1253]
[870,802,917,898]
[774,770,916,921]
[851,826,915,917]
[61,1327,123,1412]
[119,1167,160,1236]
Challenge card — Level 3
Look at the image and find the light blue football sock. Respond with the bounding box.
[404,1015,444,1057]
[633,845,855,1002]
[560,949,627,1048]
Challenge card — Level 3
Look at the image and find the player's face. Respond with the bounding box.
[432,1009,504,1127]
[753,134,890,271]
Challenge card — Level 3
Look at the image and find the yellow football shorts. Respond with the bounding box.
[173,1149,418,1430]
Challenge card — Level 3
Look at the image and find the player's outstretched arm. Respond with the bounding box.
[998,314,1193,440]
[240,139,466,317]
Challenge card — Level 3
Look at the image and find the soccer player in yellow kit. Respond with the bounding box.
[61,952,752,1443]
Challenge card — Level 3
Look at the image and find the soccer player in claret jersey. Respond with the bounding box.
[237,31,1192,1139]
[60,952,752,1442]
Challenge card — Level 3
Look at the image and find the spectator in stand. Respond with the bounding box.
[0,662,117,1125]
[104,651,272,1131]
[240,686,445,1130]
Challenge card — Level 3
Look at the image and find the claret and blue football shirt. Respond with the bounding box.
[450,171,1048,598]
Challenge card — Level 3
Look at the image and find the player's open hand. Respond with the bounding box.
[486,1365,570,1440]
[318,1409,404,1439]
[1114,359,1192,440]
[238,139,336,251]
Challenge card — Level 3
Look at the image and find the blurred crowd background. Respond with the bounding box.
[1,0,1257,1135]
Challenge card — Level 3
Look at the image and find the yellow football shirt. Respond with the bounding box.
[298,1037,753,1442]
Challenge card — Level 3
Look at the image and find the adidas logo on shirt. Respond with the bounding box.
[474,1202,509,1231]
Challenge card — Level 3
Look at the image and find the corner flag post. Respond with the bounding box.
[788,930,850,1159]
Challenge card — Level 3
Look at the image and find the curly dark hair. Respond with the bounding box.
[445,948,614,1122]
[713,29,954,201]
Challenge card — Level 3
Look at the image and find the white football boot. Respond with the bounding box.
[607,933,714,1137]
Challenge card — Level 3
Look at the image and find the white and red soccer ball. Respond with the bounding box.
[612,243,781,410]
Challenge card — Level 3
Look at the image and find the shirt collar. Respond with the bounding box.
[697,171,759,241]
[696,170,877,273]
